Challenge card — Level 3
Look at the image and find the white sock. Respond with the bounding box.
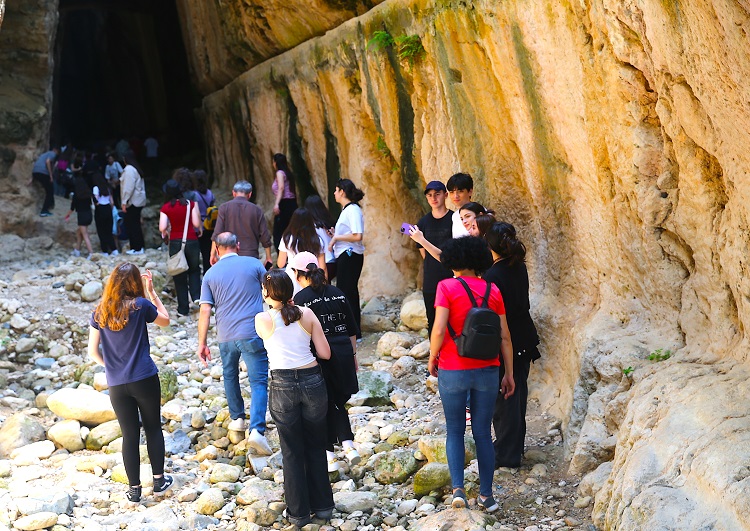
[327,450,336,462]
[342,440,355,450]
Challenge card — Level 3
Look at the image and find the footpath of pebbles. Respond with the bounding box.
[0,250,595,531]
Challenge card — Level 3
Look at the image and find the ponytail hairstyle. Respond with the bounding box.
[263,269,302,326]
[93,172,110,197]
[336,178,364,203]
[273,153,296,196]
[485,222,526,266]
[294,263,327,291]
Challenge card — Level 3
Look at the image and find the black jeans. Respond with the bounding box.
[423,291,437,335]
[124,206,144,252]
[269,366,333,526]
[273,198,298,251]
[170,239,201,315]
[493,355,531,468]
[33,172,54,213]
[94,204,116,254]
[108,374,165,486]
[335,251,363,338]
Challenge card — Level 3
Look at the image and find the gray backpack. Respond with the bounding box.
[447,278,502,360]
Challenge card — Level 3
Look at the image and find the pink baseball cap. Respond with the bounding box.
[289,251,319,271]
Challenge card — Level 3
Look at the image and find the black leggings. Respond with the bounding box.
[108,374,165,486]
[335,251,363,338]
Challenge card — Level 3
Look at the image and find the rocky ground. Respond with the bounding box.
[0,243,595,531]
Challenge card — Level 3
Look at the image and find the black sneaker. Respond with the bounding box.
[153,474,173,495]
[127,485,141,503]
[40,211,52,217]
[478,494,499,512]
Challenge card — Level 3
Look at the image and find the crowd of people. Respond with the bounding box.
[69,146,538,524]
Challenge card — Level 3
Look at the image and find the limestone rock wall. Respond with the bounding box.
[175,0,385,95]
[200,0,750,527]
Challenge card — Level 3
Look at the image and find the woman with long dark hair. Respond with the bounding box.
[87,263,173,503]
[64,173,94,258]
[159,178,202,316]
[271,153,298,251]
[328,179,365,338]
[291,252,360,472]
[277,208,326,295]
[121,152,147,254]
[484,222,540,468]
[304,195,337,279]
[193,169,216,273]
[428,236,515,513]
[255,269,333,527]
[92,172,117,255]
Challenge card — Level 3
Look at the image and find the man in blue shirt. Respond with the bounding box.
[30,146,59,216]
[197,231,272,455]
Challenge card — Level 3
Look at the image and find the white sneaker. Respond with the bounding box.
[126,249,144,255]
[227,418,246,432]
[71,249,80,257]
[111,250,119,256]
[247,429,273,456]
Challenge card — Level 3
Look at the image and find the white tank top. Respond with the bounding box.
[264,308,315,370]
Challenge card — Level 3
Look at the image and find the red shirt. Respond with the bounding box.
[160,200,198,241]
[435,276,505,370]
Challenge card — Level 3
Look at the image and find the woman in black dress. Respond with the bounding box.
[291,251,361,472]
[483,222,541,468]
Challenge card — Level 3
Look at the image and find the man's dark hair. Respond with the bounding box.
[439,236,492,274]
[446,173,473,192]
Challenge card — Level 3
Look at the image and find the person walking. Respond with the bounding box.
[64,174,94,259]
[121,152,147,254]
[197,232,273,454]
[255,269,334,527]
[193,170,216,273]
[328,179,365,338]
[211,180,272,269]
[484,222,541,468]
[159,179,202,317]
[30,146,59,216]
[277,208,326,296]
[92,172,117,255]
[105,153,124,207]
[291,252,361,472]
[87,263,173,503]
[271,153,298,252]
[428,236,515,512]
[414,180,454,334]
[304,195,337,279]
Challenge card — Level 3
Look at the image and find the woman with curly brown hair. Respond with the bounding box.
[87,263,173,504]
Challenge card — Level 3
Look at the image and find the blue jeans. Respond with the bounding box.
[218,337,268,433]
[438,366,500,497]
[269,366,333,525]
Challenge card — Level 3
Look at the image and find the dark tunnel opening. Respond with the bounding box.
[51,0,203,173]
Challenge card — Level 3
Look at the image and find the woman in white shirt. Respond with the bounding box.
[276,208,326,296]
[255,269,333,527]
[92,172,117,255]
[327,179,365,338]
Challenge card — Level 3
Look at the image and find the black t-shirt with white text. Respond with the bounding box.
[293,284,358,338]
[416,210,454,292]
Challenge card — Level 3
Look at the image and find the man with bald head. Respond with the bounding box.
[197,231,272,455]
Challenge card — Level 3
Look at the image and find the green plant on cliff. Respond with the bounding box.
[622,366,634,376]
[367,30,395,52]
[648,348,672,362]
[394,34,425,67]
[376,135,391,158]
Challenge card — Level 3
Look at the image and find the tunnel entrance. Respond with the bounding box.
[51,0,203,171]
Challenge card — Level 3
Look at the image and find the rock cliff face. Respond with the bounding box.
[199,0,750,527]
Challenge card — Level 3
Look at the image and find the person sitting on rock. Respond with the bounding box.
[256,269,334,527]
[87,263,173,503]
[196,232,273,455]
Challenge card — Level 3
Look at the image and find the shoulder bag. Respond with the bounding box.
[166,201,191,276]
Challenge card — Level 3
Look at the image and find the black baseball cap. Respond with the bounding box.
[424,180,447,194]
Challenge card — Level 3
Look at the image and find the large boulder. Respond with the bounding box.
[0,413,46,458]
[10,440,55,464]
[400,298,428,331]
[47,420,84,452]
[376,332,421,357]
[348,371,394,407]
[410,509,495,531]
[85,420,122,450]
[413,463,451,496]
[46,388,117,425]
[372,449,419,484]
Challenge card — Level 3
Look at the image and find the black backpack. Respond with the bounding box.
[447,278,502,360]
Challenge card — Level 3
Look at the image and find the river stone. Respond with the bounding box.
[10,313,31,330]
[15,337,38,353]
[92,372,109,391]
[400,299,427,331]
[376,332,421,357]
[164,430,191,455]
[361,314,395,333]
[418,435,476,465]
[408,340,430,360]
[372,449,419,484]
[333,491,378,513]
[211,463,242,483]
[390,356,417,378]
[80,281,103,302]
[196,488,226,515]
[47,343,69,360]
[46,388,117,425]
[397,498,419,516]
[11,440,55,463]
[85,420,122,450]
[15,491,73,516]
[348,371,394,407]
[0,460,10,477]
[413,462,451,496]
[236,480,284,505]
[111,464,154,486]
[410,509,495,531]
[158,365,178,405]
[162,399,188,422]
[12,512,58,531]
[0,413,46,458]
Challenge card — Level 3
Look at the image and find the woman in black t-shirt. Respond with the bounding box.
[291,251,361,472]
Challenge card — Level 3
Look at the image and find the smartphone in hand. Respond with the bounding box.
[400,223,413,234]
